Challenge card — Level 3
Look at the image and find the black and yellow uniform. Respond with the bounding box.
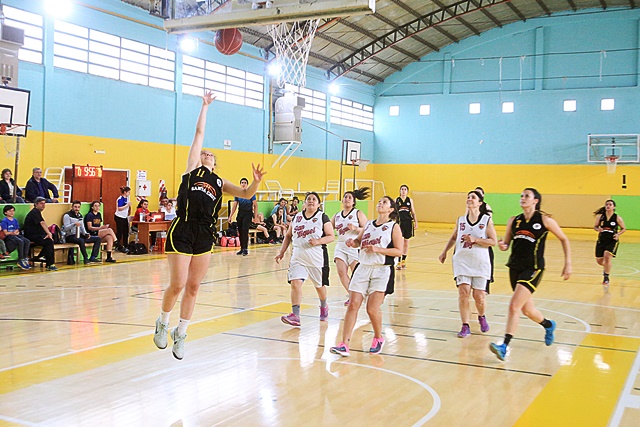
[596,213,620,257]
[507,211,548,293]
[166,166,223,255]
[396,196,414,239]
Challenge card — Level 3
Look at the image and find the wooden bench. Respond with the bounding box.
[30,241,108,266]
[249,229,259,244]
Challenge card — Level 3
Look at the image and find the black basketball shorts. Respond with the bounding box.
[165,217,216,256]
[509,268,544,294]
[595,239,618,258]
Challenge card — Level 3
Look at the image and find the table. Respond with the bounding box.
[132,220,172,251]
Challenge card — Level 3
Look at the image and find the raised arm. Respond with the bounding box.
[222,163,266,199]
[186,92,216,174]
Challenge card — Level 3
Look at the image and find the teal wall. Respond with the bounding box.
[374,8,640,165]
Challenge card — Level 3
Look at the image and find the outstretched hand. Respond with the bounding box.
[252,163,266,182]
[202,91,216,106]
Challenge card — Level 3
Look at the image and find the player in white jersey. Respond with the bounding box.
[275,192,334,327]
[331,187,369,306]
[439,190,497,338]
[330,196,403,356]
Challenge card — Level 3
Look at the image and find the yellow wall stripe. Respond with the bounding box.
[514,334,640,426]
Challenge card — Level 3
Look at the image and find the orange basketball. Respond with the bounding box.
[215,28,243,55]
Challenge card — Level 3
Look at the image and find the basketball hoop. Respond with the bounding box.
[1,123,28,158]
[267,19,319,88]
[351,159,370,172]
[605,155,619,174]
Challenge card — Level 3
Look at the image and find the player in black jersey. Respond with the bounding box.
[153,92,266,360]
[489,188,571,361]
[593,199,626,286]
[396,184,417,269]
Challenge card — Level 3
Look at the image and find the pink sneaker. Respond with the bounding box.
[330,342,350,357]
[320,306,329,321]
[281,313,301,327]
[478,315,490,333]
[344,298,350,306]
[369,337,385,354]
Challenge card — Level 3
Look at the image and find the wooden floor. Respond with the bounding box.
[1,225,639,426]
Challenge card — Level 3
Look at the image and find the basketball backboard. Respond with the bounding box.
[588,134,640,163]
[343,139,361,166]
[0,86,30,137]
[163,0,375,33]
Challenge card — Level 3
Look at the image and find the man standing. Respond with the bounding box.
[23,197,57,271]
[25,168,59,203]
[228,178,257,256]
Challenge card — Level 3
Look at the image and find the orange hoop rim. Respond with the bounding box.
[0,123,29,135]
[605,155,619,162]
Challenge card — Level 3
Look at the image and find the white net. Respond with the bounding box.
[605,156,619,174]
[267,19,320,88]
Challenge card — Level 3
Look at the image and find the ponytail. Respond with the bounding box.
[524,187,550,216]
[343,187,370,206]
[120,186,131,194]
[468,190,492,216]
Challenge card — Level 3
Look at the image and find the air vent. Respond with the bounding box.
[1,24,24,46]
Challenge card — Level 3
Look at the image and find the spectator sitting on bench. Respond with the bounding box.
[25,167,59,203]
[250,212,270,243]
[23,197,57,271]
[0,168,24,203]
[63,200,102,264]
[0,204,31,270]
[84,201,117,263]
[0,229,9,260]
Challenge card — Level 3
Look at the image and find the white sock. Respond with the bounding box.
[177,318,190,335]
[160,311,170,325]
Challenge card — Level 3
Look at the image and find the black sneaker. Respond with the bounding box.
[236,250,244,256]
[242,249,249,256]
[105,258,117,263]
[603,274,610,285]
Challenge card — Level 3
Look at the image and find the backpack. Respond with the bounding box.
[220,236,240,247]
[127,242,148,255]
[49,224,63,244]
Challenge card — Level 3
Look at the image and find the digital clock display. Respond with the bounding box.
[75,165,103,178]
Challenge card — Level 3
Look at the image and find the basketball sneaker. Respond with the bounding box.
[330,342,350,357]
[281,313,301,327]
[344,298,350,306]
[369,337,385,354]
[18,259,30,270]
[544,320,557,346]
[153,317,169,350]
[457,324,471,338]
[320,306,329,321]
[478,315,490,333]
[603,273,610,286]
[46,265,58,271]
[170,327,187,360]
[489,342,508,361]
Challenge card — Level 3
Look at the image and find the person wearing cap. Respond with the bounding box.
[24,167,59,203]
[0,204,31,270]
[23,197,57,271]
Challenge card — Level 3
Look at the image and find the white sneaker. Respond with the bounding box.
[153,317,169,349]
[171,327,187,360]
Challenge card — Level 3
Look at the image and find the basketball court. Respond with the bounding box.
[1,227,639,426]
[1,0,639,426]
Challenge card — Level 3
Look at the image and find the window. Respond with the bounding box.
[502,102,514,114]
[419,104,431,116]
[284,84,326,122]
[469,103,481,115]
[53,20,175,90]
[563,100,577,112]
[389,105,399,116]
[182,55,264,109]
[330,96,374,131]
[2,6,43,64]
[600,98,614,111]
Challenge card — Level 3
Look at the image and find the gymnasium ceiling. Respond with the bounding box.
[121,0,635,85]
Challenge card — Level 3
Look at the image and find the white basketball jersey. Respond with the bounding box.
[452,213,491,279]
[334,208,361,244]
[291,210,330,267]
[359,219,396,266]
